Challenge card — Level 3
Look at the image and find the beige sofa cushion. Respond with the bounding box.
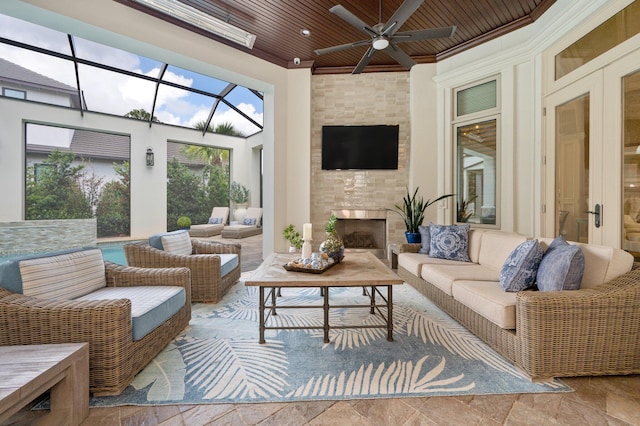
[466,229,486,263]
[452,280,517,329]
[478,231,528,270]
[398,253,475,278]
[420,263,500,296]
[539,238,634,289]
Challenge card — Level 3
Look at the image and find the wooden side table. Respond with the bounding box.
[0,343,89,425]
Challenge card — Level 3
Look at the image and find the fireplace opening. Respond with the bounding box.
[331,209,387,259]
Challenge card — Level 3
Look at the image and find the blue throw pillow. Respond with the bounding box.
[500,240,543,292]
[537,244,584,291]
[418,225,430,254]
[242,218,256,225]
[428,224,471,262]
[208,217,222,224]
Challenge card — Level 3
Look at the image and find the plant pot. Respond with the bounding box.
[405,231,421,244]
[233,203,248,222]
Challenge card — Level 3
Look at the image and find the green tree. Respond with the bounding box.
[125,108,160,122]
[166,158,207,231]
[215,121,245,137]
[26,150,92,220]
[181,144,229,167]
[96,162,130,237]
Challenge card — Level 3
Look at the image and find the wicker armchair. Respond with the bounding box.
[0,261,191,396]
[124,239,241,303]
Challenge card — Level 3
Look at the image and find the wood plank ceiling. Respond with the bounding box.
[117,0,556,74]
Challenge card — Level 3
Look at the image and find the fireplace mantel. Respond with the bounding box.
[330,208,388,220]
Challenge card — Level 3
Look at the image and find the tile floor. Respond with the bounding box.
[6,234,640,425]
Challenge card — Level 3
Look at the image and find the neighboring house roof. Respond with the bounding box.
[27,131,211,167]
[0,57,77,95]
[27,130,130,162]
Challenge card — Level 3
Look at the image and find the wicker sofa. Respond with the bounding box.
[0,247,191,396]
[124,230,241,303]
[397,229,640,380]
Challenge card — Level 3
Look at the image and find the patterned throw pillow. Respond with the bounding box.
[428,224,471,262]
[500,240,543,292]
[418,225,430,254]
[242,218,257,225]
[208,217,223,224]
[161,231,192,255]
[537,238,584,291]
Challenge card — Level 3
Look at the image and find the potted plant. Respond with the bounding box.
[176,216,192,230]
[319,214,344,263]
[283,224,303,252]
[229,181,249,222]
[393,187,454,243]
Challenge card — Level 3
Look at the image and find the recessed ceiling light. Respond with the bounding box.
[300,29,311,37]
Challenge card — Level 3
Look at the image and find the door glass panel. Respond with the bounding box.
[456,119,497,225]
[555,95,589,242]
[622,70,640,253]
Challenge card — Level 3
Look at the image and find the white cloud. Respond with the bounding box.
[0,14,263,134]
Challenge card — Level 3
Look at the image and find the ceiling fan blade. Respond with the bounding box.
[314,39,371,56]
[383,44,417,69]
[352,46,377,74]
[393,26,457,42]
[381,0,425,36]
[330,5,377,37]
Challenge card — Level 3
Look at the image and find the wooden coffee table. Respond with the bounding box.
[245,251,403,344]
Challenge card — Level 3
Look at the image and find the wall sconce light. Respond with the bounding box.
[146,147,154,167]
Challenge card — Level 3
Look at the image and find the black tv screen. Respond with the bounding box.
[322,125,399,170]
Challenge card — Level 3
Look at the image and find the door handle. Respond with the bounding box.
[585,204,602,228]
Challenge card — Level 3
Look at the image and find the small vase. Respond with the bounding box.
[320,231,345,263]
[405,231,421,244]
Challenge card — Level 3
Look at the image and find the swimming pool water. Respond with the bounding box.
[0,241,139,266]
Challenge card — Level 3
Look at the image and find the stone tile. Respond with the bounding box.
[287,400,338,422]
[605,391,640,425]
[503,400,562,425]
[352,398,417,425]
[418,396,485,425]
[235,402,288,424]
[467,394,518,424]
[516,392,563,419]
[180,404,234,426]
[119,404,183,425]
[307,401,372,425]
[80,406,121,425]
[256,404,311,426]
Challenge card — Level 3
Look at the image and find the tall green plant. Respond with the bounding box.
[393,187,454,233]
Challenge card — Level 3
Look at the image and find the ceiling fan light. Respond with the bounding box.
[372,36,389,50]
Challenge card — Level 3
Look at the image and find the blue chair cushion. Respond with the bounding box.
[208,217,223,224]
[429,223,471,262]
[149,229,189,251]
[75,286,186,341]
[242,218,257,225]
[500,240,543,292]
[219,254,239,277]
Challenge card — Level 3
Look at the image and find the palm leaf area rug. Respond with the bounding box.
[90,274,571,407]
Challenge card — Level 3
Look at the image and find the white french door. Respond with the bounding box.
[545,50,640,248]
[545,72,605,244]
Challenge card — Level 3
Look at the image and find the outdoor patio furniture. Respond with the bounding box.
[124,230,241,303]
[189,207,229,238]
[0,247,191,396]
[221,207,263,239]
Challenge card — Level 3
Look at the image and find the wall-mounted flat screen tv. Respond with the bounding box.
[321,125,399,170]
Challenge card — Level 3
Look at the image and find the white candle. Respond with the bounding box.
[303,223,312,240]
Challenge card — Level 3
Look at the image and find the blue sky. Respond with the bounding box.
[0,13,263,136]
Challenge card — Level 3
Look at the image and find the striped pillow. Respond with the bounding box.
[19,249,106,299]
[161,232,192,255]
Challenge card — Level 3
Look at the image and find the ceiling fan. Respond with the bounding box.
[315,0,456,74]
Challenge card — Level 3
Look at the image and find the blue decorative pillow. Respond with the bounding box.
[208,217,222,224]
[500,240,543,292]
[537,244,584,291]
[428,224,471,262]
[418,225,430,254]
[242,218,256,225]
